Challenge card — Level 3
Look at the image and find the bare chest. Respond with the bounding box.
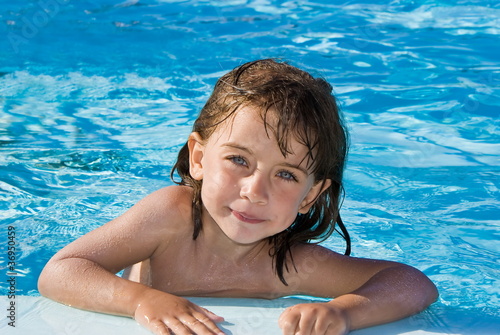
[149,245,288,299]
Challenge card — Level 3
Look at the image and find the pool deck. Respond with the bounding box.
[1,296,498,334]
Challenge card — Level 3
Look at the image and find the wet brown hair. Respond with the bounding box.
[171,59,350,285]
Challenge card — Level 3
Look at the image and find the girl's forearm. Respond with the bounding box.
[38,257,151,317]
[329,265,438,330]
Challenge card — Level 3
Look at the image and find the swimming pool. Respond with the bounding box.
[1,0,499,333]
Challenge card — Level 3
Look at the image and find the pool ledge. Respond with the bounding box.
[1,296,497,334]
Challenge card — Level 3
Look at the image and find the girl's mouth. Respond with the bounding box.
[231,210,265,224]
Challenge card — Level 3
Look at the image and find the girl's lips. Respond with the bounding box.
[231,210,265,224]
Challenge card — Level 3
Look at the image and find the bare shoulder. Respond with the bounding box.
[287,243,401,298]
[287,243,347,280]
[50,185,194,273]
[92,185,193,238]
[135,185,193,227]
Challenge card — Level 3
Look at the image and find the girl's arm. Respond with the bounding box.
[38,187,224,335]
[278,245,438,335]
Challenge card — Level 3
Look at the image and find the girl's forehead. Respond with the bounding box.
[209,106,315,165]
[212,106,277,141]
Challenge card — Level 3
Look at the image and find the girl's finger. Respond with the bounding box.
[311,312,331,335]
[181,312,225,335]
[146,319,173,335]
[323,323,335,335]
[198,306,225,323]
[163,318,195,335]
[298,316,315,335]
[278,309,299,335]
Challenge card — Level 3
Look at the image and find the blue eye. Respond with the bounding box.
[229,155,247,166]
[277,170,298,182]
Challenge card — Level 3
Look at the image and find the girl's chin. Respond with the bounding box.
[218,225,267,246]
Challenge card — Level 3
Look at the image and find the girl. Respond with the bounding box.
[38,59,438,335]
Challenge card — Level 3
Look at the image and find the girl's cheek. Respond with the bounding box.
[207,169,236,193]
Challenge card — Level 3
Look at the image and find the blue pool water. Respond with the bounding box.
[1,0,499,331]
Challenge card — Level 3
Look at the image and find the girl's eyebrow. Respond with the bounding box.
[280,162,309,176]
[222,142,253,154]
[222,142,309,176]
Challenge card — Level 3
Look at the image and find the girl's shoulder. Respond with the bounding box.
[287,243,403,298]
[291,242,339,256]
[138,185,193,212]
[290,243,345,268]
[290,242,395,274]
[146,184,193,203]
[135,185,194,230]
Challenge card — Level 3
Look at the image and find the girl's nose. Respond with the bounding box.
[240,173,268,204]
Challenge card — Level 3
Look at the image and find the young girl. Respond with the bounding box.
[38,59,438,335]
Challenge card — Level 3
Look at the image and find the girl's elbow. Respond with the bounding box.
[426,278,439,305]
[37,265,54,297]
[415,271,439,311]
[37,259,62,298]
[396,264,439,311]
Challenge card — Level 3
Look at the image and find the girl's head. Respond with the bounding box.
[172,59,349,284]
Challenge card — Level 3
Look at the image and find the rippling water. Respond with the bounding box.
[1,0,499,329]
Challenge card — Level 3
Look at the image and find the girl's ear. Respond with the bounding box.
[188,132,205,180]
[298,179,332,214]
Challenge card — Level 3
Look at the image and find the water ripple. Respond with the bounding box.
[1,0,498,324]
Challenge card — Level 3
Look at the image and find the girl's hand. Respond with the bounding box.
[278,303,350,335]
[134,290,225,335]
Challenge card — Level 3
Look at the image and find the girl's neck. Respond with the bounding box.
[197,207,269,266]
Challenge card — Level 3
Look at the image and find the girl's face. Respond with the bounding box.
[188,106,330,245]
